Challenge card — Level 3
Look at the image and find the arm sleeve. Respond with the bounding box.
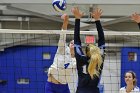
[74,19,87,69]
[95,20,105,56]
[74,19,81,45]
[95,21,106,77]
[95,20,105,48]
[138,23,140,29]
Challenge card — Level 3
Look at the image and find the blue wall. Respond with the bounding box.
[121,47,140,88]
[0,46,57,93]
[0,45,104,93]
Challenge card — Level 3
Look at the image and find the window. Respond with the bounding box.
[17,78,29,84]
[43,52,51,59]
[128,52,137,61]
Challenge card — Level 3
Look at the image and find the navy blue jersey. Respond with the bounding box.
[74,19,105,93]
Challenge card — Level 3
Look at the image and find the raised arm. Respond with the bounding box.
[72,7,84,45]
[57,14,69,54]
[72,7,88,66]
[131,12,140,29]
[61,14,69,30]
[91,8,105,48]
[91,9,105,78]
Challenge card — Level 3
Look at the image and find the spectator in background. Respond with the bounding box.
[120,71,140,93]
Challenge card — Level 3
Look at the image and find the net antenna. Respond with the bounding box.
[87,4,98,23]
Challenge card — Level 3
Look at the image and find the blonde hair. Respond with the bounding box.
[86,44,102,79]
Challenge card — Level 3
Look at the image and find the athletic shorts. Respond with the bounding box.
[76,87,100,93]
[45,81,70,93]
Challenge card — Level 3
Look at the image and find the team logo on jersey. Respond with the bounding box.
[64,63,70,69]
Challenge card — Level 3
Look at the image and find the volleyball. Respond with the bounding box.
[52,0,67,12]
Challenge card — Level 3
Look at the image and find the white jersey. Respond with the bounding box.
[48,32,78,93]
[120,86,140,93]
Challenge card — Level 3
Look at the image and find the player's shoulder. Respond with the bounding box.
[134,86,140,91]
[120,86,140,92]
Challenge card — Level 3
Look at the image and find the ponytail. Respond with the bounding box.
[86,44,102,79]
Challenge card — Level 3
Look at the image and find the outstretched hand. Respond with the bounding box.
[71,7,84,19]
[131,12,140,23]
[61,14,69,30]
[91,8,103,21]
[61,14,69,24]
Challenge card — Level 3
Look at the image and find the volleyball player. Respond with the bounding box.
[72,7,105,93]
[131,12,140,29]
[120,71,140,93]
[45,14,77,93]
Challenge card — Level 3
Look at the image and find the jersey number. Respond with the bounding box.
[64,63,70,69]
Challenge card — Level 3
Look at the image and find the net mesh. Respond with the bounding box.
[0,29,140,93]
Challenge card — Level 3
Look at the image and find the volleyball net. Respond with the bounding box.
[0,29,140,93]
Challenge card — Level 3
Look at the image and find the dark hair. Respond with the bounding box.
[124,71,137,86]
[68,40,74,46]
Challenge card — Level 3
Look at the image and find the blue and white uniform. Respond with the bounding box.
[120,86,140,93]
[46,31,77,93]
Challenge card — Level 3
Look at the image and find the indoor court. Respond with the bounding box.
[0,0,140,93]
